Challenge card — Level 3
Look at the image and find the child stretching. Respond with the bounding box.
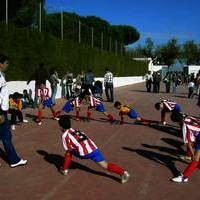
[58,115,130,183]
[171,112,200,183]
[155,99,181,125]
[9,92,28,131]
[36,84,60,125]
[84,89,115,122]
[114,101,146,124]
[63,89,115,122]
[171,112,200,162]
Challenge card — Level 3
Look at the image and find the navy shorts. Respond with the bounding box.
[127,109,138,119]
[43,98,53,108]
[174,104,181,112]
[72,149,105,163]
[195,134,200,150]
[63,101,73,113]
[95,103,105,113]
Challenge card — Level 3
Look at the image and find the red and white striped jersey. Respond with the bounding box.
[162,100,177,111]
[182,116,200,143]
[90,96,101,107]
[62,128,98,156]
[72,97,81,108]
[37,87,50,100]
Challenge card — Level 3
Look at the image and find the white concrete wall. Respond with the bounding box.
[187,65,200,76]
[7,76,144,99]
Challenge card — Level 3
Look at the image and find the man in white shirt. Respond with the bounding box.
[144,71,153,92]
[0,54,27,167]
[104,68,114,102]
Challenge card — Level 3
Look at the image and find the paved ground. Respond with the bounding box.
[0,83,200,200]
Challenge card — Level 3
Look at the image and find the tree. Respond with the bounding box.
[181,40,199,65]
[158,39,180,68]
[110,25,140,45]
[0,0,45,27]
[144,37,154,58]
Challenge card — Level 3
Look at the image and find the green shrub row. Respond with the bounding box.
[0,23,148,81]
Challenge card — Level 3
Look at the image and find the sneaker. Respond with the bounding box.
[54,117,59,121]
[179,155,192,162]
[60,168,69,176]
[121,171,130,184]
[11,125,16,131]
[23,119,28,123]
[10,159,27,168]
[38,121,42,126]
[171,175,188,183]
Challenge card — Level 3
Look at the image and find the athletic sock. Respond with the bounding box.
[87,110,92,119]
[63,153,72,170]
[183,160,199,177]
[107,114,114,121]
[76,110,80,119]
[107,163,125,175]
[37,111,42,121]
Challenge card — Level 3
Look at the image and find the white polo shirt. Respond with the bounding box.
[0,71,9,111]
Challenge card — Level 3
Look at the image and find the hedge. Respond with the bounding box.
[0,23,148,81]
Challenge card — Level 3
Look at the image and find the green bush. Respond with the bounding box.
[0,23,148,81]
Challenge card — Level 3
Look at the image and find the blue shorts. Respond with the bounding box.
[43,98,53,108]
[174,104,181,112]
[63,101,73,113]
[72,149,105,163]
[95,103,105,113]
[127,109,138,119]
[195,134,200,150]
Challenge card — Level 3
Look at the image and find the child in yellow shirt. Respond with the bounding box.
[9,92,28,130]
[114,101,147,124]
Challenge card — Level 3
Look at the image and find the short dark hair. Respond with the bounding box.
[58,115,71,129]
[155,102,161,110]
[114,101,121,108]
[105,68,109,71]
[12,92,22,99]
[0,54,8,64]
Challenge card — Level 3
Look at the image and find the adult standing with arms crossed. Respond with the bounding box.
[0,54,27,167]
[104,68,114,102]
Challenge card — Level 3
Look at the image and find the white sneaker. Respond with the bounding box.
[10,159,27,168]
[60,168,69,176]
[23,119,28,123]
[54,117,59,121]
[171,175,188,183]
[11,125,16,131]
[121,171,130,184]
[38,121,42,126]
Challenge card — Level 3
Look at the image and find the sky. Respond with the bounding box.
[45,0,200,46]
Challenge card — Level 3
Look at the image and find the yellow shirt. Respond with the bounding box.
[9,98,22,110]
[119,105,131,115]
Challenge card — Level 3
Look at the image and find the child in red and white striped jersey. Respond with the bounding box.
[36,84,60,125]
[155,100,181,125]
[58,115,130,183]
[63,88,115,122]
[171,113,200,183]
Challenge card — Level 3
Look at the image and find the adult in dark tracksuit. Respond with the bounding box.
[0,54,27,167]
